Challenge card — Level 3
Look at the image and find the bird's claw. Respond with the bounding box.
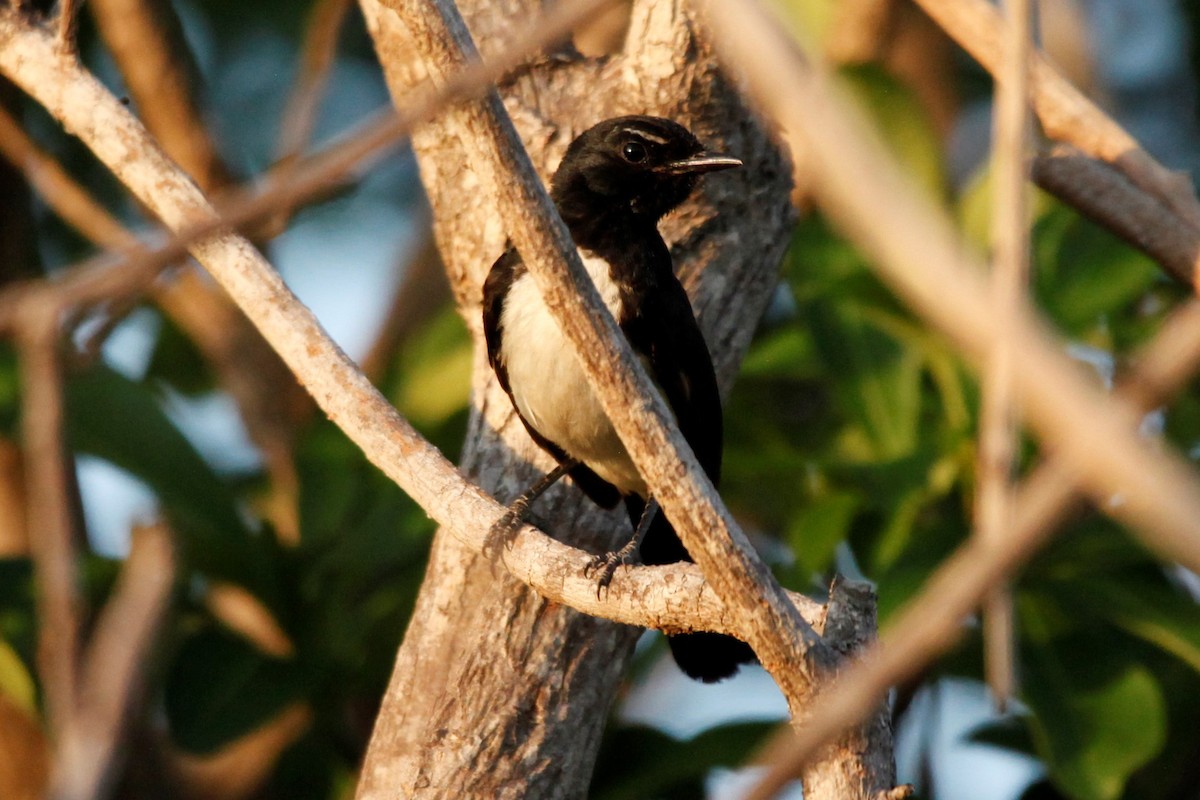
[584,550,628,598]
[484,502,528,562]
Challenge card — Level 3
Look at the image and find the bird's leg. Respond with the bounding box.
[484,459,578,557]
[585,498,660,595]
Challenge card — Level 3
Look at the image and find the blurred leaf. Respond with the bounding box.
[1041,577,1200,676]
[809,300,922,461]
[738,323,818,380]
[1019,618,1167,800]
[65,365,283,607]
[0,636,35,716]
[591,722,772,800]
[840,64,945,200]
[146,312,217,396]
[0,343,18,435]
[0,560,35,670]
[165,626,306,754]
[1033,206,1159,339]
[389,307,472,429]
[784,489,861,578]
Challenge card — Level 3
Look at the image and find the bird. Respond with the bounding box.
[482,115,755,682]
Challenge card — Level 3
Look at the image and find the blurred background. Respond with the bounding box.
[3,0,1200,798]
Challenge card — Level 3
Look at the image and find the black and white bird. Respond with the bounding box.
[482,115,754,682]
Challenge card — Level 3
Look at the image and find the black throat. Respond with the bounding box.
[550,174,681,318]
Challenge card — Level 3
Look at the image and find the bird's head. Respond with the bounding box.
[550,116,741,223]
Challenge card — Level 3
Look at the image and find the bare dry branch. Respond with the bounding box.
[55,523,174,800]
[0,0,829,684]
[55,0,80,54]
[1033,146,1198,285]
[909,0,1200,245]
[974,0,1032,712]
[0,104,137,250]
[16,301,80,747]
[89,0,233,192]
[276,0,354,166]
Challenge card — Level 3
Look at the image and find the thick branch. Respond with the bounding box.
[396,0,830,704]
[909,0,1200,237]
[1032,146,1197,285]
[696,1,1200,794]
[0,0,820,679]
[706,0,1200,578]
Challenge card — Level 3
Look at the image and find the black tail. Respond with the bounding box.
[668,631,757,683]
[626,497,757,682]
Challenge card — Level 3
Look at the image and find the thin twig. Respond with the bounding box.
[55,0,80,54]
[0,0,825,655]
[263,0,354,236]
[909,0,1200,246]
[53,523,175,800]
[88,0,233,192]
[276,0,353,165]
[16,299,80,747]
[975,0,1032,713]
[0,104,136,250]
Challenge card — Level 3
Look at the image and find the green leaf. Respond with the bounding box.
[1019,617,1167,799]
[1043,577,1200,676]
[1033,206,1159,338]
[165,626,305,754]
[840,64,946,200]
[146,312,217,396]
[591,722,772,800]
[0,636,35,716]
[0,343,18,435]
[389,307,472,428]
[65,365,282,607]
[785,490,861,578]
[808,300,922,461]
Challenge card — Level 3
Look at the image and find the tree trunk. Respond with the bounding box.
[355,0,798,796]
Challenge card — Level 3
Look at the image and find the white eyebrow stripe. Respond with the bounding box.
[622,127,670,144]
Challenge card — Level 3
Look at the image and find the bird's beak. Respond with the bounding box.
[658,153,743,176]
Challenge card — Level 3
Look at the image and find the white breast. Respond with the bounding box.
[499,253,647,497]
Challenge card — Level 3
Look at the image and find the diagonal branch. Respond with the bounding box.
[54,523,174,800]
[0,0,826,675]
[392,0,833,711]
[698,0,1200,794]
[909,0,1200,256]
[16,300,81,747]
[706,0,1200,579]
[974,0,1032,712]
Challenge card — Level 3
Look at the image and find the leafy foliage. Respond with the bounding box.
[1,1,1199,799]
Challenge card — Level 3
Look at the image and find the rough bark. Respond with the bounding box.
[356,0,894,798]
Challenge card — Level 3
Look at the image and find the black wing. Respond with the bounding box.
[620,265,723,566]
[621,275,723,486]
[481,247,621,508]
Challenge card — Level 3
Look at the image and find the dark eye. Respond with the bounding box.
[621,141,648,163]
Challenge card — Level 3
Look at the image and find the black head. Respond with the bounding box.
[550,116,741,224]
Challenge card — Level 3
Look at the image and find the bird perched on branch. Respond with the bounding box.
[482,115,754,682]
